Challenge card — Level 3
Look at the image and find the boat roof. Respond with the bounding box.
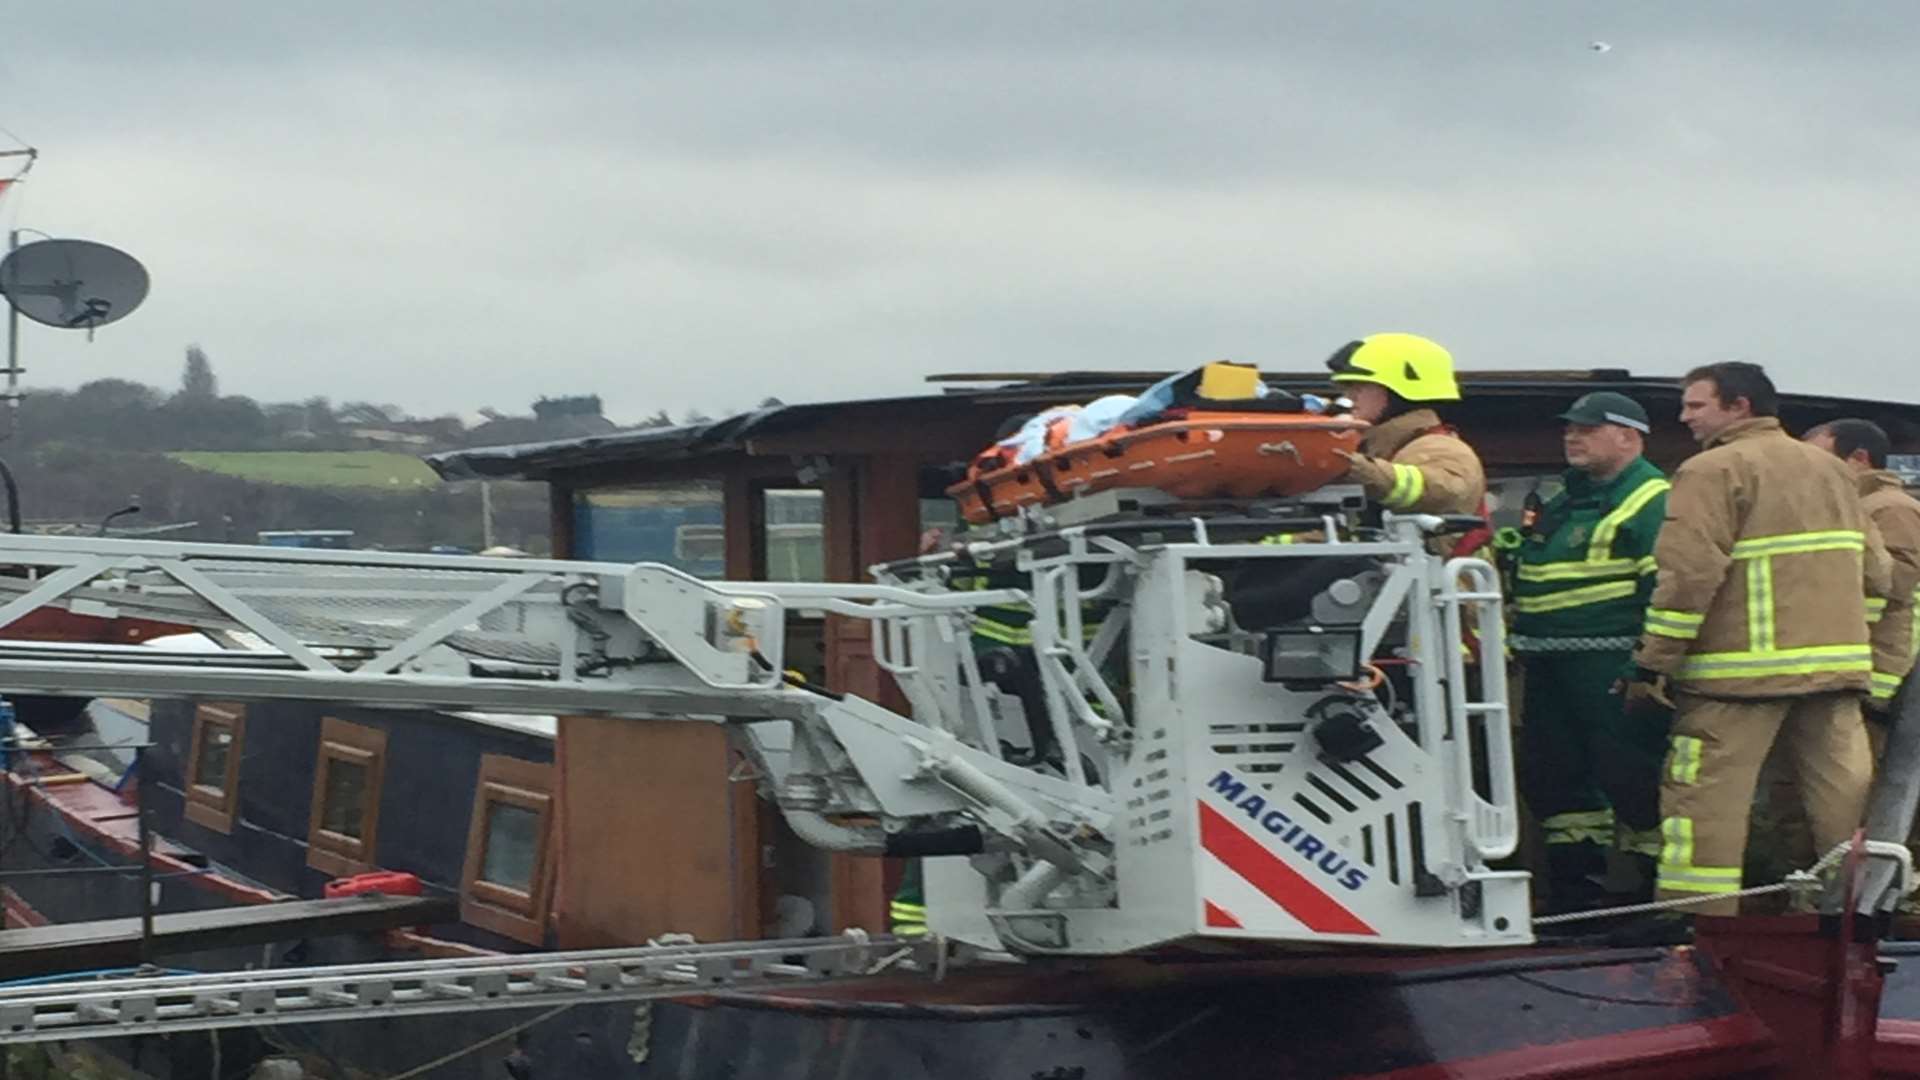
[426,368,1920,482]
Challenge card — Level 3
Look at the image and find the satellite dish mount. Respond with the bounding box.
[0,230,151,410]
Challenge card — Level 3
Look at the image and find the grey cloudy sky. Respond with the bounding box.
[3,3,1917,423]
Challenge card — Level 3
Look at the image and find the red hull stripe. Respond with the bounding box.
[1203,900,1243,928]
[1198,801,1377,937]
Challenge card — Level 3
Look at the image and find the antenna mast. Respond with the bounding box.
[0,144,34,416]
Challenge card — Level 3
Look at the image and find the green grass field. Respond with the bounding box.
[168,451,441,489]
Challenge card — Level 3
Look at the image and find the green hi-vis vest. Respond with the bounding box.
[891,860,928,937]
[1511,456,1670,644]
[961,567,1106,648]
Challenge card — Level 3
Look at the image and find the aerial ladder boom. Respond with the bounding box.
[0,490,1530,958]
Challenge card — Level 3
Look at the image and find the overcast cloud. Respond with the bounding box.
[3,3,1918,422]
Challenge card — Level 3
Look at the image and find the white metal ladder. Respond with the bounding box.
[0,934,938,1044]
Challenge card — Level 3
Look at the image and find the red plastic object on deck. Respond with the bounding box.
[323,871,423,899]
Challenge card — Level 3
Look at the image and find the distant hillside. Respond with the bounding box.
[0,349,709,550]
[6,446,551,553]
[168,451,440,489]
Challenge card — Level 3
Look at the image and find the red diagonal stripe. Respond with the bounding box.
[1198,801,1377,936]
[1203,900,1242,928]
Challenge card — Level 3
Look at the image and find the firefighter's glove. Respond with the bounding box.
[1616,667,1674,714]
[1334,449,1393,491]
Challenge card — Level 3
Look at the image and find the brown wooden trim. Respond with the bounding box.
[822,455,861,581]
[828,852,887,933]
[818,454,917,936]
[2,885,47,929]
[722,469,759,581]
[858,454,924,569]
[384,928,501,960]
[182,703,245,834]
[306,718,388,879]
[459,754,555,946]
[729,753,761,940]
[548,481,575,559]
[0,895,454,980]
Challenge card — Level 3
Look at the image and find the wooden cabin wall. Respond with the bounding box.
[551,459,768,947]
[821,453,921,933]
[552,716,752,946]
[543,449,965,943]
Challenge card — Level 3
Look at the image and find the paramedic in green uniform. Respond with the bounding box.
[1511,392,1672,911]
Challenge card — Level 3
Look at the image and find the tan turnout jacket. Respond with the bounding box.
[1346,409,1486,516]
[1859,469,1920,705]
[1636,417,1893,698]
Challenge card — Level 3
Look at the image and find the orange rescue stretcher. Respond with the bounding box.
[948,409,1368,525]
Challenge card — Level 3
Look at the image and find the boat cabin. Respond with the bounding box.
[422,368,1920,949]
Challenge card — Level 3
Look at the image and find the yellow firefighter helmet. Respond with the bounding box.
[1325,333,1461,403]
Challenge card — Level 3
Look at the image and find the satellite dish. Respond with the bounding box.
[0,238,149,332]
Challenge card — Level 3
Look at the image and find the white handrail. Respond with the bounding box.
[1438,557,1518,861]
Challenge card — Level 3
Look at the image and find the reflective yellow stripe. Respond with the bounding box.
[1657,816,1742,894]
[1658,870,1744,895]
[1384,463,1426,510]
[1912,585,1920,660]
[1515,558,1641,583]
[1258,533,1297,545]
[1678,645,1874,680]
[972,619,1033,645]
[1729,530,1865,558]
[1660,816,1693,868]
[1587,478,1671,560]
[1904,580,1920,657]
[1399,464,1426,507]
[891,899,928,936]
[1511,580,1637,613]
[976,620,1100,645]
[1645,608,1705,640]
[1668,735,1702,784]
[1872,671,1903,700]
[1516,476,1667,592]
[1623,826,1664,858]
[1543,809,1615,846]
[1746,557,1775,653]
[1385,465,1414,506]
[1867,596,1888,624]
[1638,555,1659,576]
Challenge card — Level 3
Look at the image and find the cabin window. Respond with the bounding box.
[460,754,555,945]
[572,481,725,577]
[919,496,960,537]
[183,702,245,833]
[481,803,540,891]
[306,718,387,877]
[759,489,825,583]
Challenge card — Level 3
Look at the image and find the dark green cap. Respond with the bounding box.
[1559,391,1650,433]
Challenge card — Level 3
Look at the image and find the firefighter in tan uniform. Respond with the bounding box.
[1625,362,1893,916]
[1805,419,1920,716]
[1324,333,1486,516]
